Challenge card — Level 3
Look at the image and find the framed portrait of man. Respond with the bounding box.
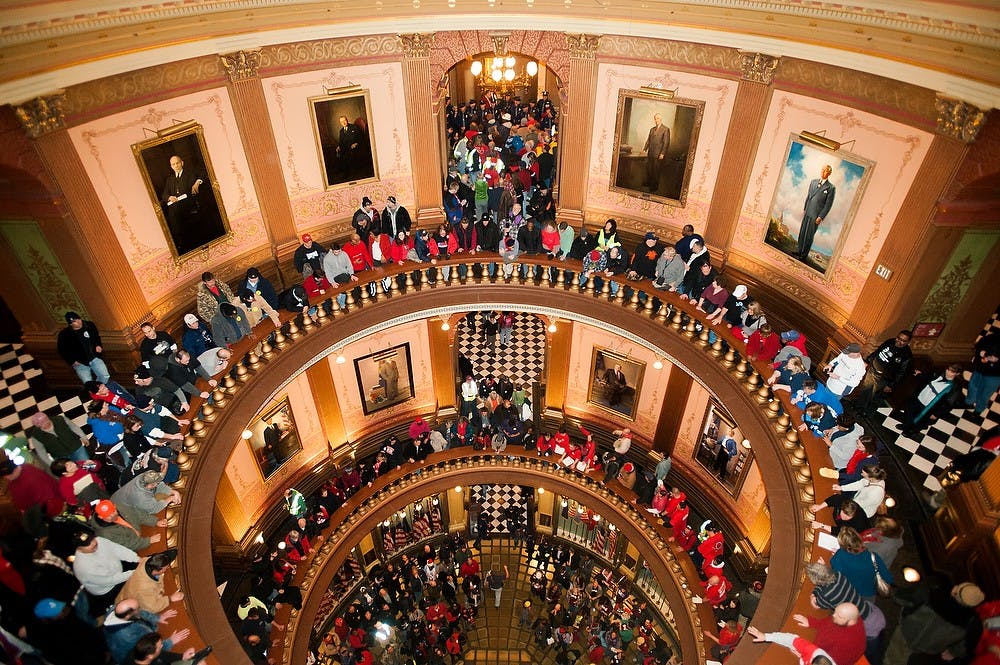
[694,400,752,496]
[246,396,303,480]
[354,343,415,416]
[309,89,379,189]
[763,135,875,276]
[132,123,232,259]
[610,90,705,207]
[586,348,646,421]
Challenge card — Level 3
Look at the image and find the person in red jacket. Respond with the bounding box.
[368,226,392,266]
[693,521,725,569]
[386,230,411,265]
[552,428,570,456]
[704,618,743,660]
[748,625,836,665]
[746,323,782,363]
[663,487,686,519]
[460,556,480,578]
[580,430,596,469]
[703,555,725,580]
[51,458,107,516]
[536,432,553,456]
[0,460,64,522]
[700,575,732,607]
[303,268,332,299]
[445,629,463,663]
[651,486,670,514]
[668,500,689,538]
[792,604,865,665]
[343,233,374,272]
[284,529,312,563]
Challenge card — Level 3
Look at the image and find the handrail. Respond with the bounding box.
[167,255,826,665]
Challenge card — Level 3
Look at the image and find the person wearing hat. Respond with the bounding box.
[57,311,110,385]
[92,498,162,552]
[112,470,180,519]
[568,226,596,261]
[578,247,607,287]
[773,329,813,370]
[720,283,751,327]
[352,196,379,238]
[51,457,107,515]
[138,322,177,378]
[627,232,664,282]
[883,579,986,665]
[195,271,237,323]
[237,266,279,310]
[235,285,282,329]
[618,461,637,490]
[293,233,326,278]
[26,597,110,665]
[117,549,183,616]
[850,329,914,417]
[380,195,412,238]
[498,233,520,279]
[133,364,187,415]
[72,532,140,614]
[824,343,867,397]
[209,301,250,348]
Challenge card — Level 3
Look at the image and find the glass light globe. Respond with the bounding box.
[526,61,538,76]
[471,60,483,76]
[504,69,515,81]
[505,56,516,68]
[491,69,502,82]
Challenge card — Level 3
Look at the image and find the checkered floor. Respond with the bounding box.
[0,343,88,437]
[472,484,528,535]
[457,312,546,394]
[877,393,1000,492]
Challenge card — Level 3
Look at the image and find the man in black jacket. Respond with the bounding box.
[380,195,412,238]
[58,311,110,385]
[849,330,913,417]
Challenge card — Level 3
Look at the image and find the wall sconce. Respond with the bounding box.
[537,487,545,494]
[241,429,253,440]
[741,439,752,450]
[653,357,664,370]
[799,130,841,151]
[547,317,557,333]
[335,350,346,364]
[454,485,463,493]
[440,316,450,331]
[255,532,265,545]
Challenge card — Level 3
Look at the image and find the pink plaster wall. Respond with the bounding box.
[327,319,436,441]
[260,63,414,234]
[731,90,933,319]
[564,322,671,440]
[587,63,738,233]
[68,87,263,304]
[220,372,330,541]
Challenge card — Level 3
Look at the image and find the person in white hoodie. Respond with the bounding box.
[824,343,867,397]
[810,465,887,519]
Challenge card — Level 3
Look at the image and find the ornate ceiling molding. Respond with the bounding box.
[13,93,65,138]
[739,51,781,85]
[935,96,988,143]
[220,49,262,82]
[566,33,602,59]
[397,32,434,58]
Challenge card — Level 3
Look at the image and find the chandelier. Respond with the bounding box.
[469,33,538,94]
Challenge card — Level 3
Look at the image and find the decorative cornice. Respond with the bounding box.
[935,96,987,143]
[565,33,601,59]
[220,49,261,81]
[13,93,66,138]
[397,32,433,59]
[738,51,780,85]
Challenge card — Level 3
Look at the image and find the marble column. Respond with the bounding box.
[844,97,986,345]
[220,49,299,286]
[15,93,151,385]
[555,33,602,227]
[703,52,780,260]
[398,33,446,228]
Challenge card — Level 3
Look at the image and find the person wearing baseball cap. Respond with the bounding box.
[293,232,327,278]
[27,597,110,665]
[381,194,412,238]
[92,499,162,552]
[579,247,607,288]
[884,579,986,663]
[824,342,867,397]
[57,310,111,386]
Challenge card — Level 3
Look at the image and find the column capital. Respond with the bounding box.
[219,49,262,82]
[737,51,780,85]
[14,93,66,138]
[397,32,434,58]
[565,33,602,59]
[934,96,987,143]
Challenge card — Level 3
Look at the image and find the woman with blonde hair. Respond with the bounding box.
[767,355,808,393]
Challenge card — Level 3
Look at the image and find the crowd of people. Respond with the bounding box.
[3,131,997,665]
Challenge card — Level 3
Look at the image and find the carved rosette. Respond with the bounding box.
[566,33,601,59]
[220,49,262,81]
[398,33,434,58]
[738,51,780,85]
[934,96,987,143]
[14,93,66,138]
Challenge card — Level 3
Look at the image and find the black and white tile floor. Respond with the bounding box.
[456,313,546,392]
[0,343,88,437]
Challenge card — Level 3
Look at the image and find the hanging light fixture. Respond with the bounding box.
[469,33,539,94]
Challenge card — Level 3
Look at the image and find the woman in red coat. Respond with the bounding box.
[387,231,412,265]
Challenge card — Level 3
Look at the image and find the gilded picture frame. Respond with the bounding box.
[610,90,705,207]
[694,400,753,497]
[354,343,415,416]
[131,123,232,260]
[309,89,379,189]
[763,134,875,277]
[586,347,646,421]
[247,396,303,481]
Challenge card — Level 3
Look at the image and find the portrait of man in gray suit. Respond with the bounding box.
[643,113,671,194]
[795,164,836,261]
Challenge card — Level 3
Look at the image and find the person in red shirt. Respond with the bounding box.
[668,500,689,537]
[536,433,553,456]
[694,522,725,569]
[387,231,412,265]
[284,529,312,563]
[0,461,64,522]
[703,555,725,580]
[445,630,463,662]
[552,428,570,456]
[460,556,480,578]
[663,487,686,518]
[746,323,782,363]
[704,618,743,660]
[793,603,865,665]
[51,458,107,516]
[701,575,732,607]
[580,430,596,469]
[343,233,374,272]
[651,486,670,514]
[303,268,332,299]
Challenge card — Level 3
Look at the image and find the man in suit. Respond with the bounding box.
[643,114,670,194]
[796,164,836,261]
[604,364,629,408]
[337,115,364,178]
[160,155,204,237]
